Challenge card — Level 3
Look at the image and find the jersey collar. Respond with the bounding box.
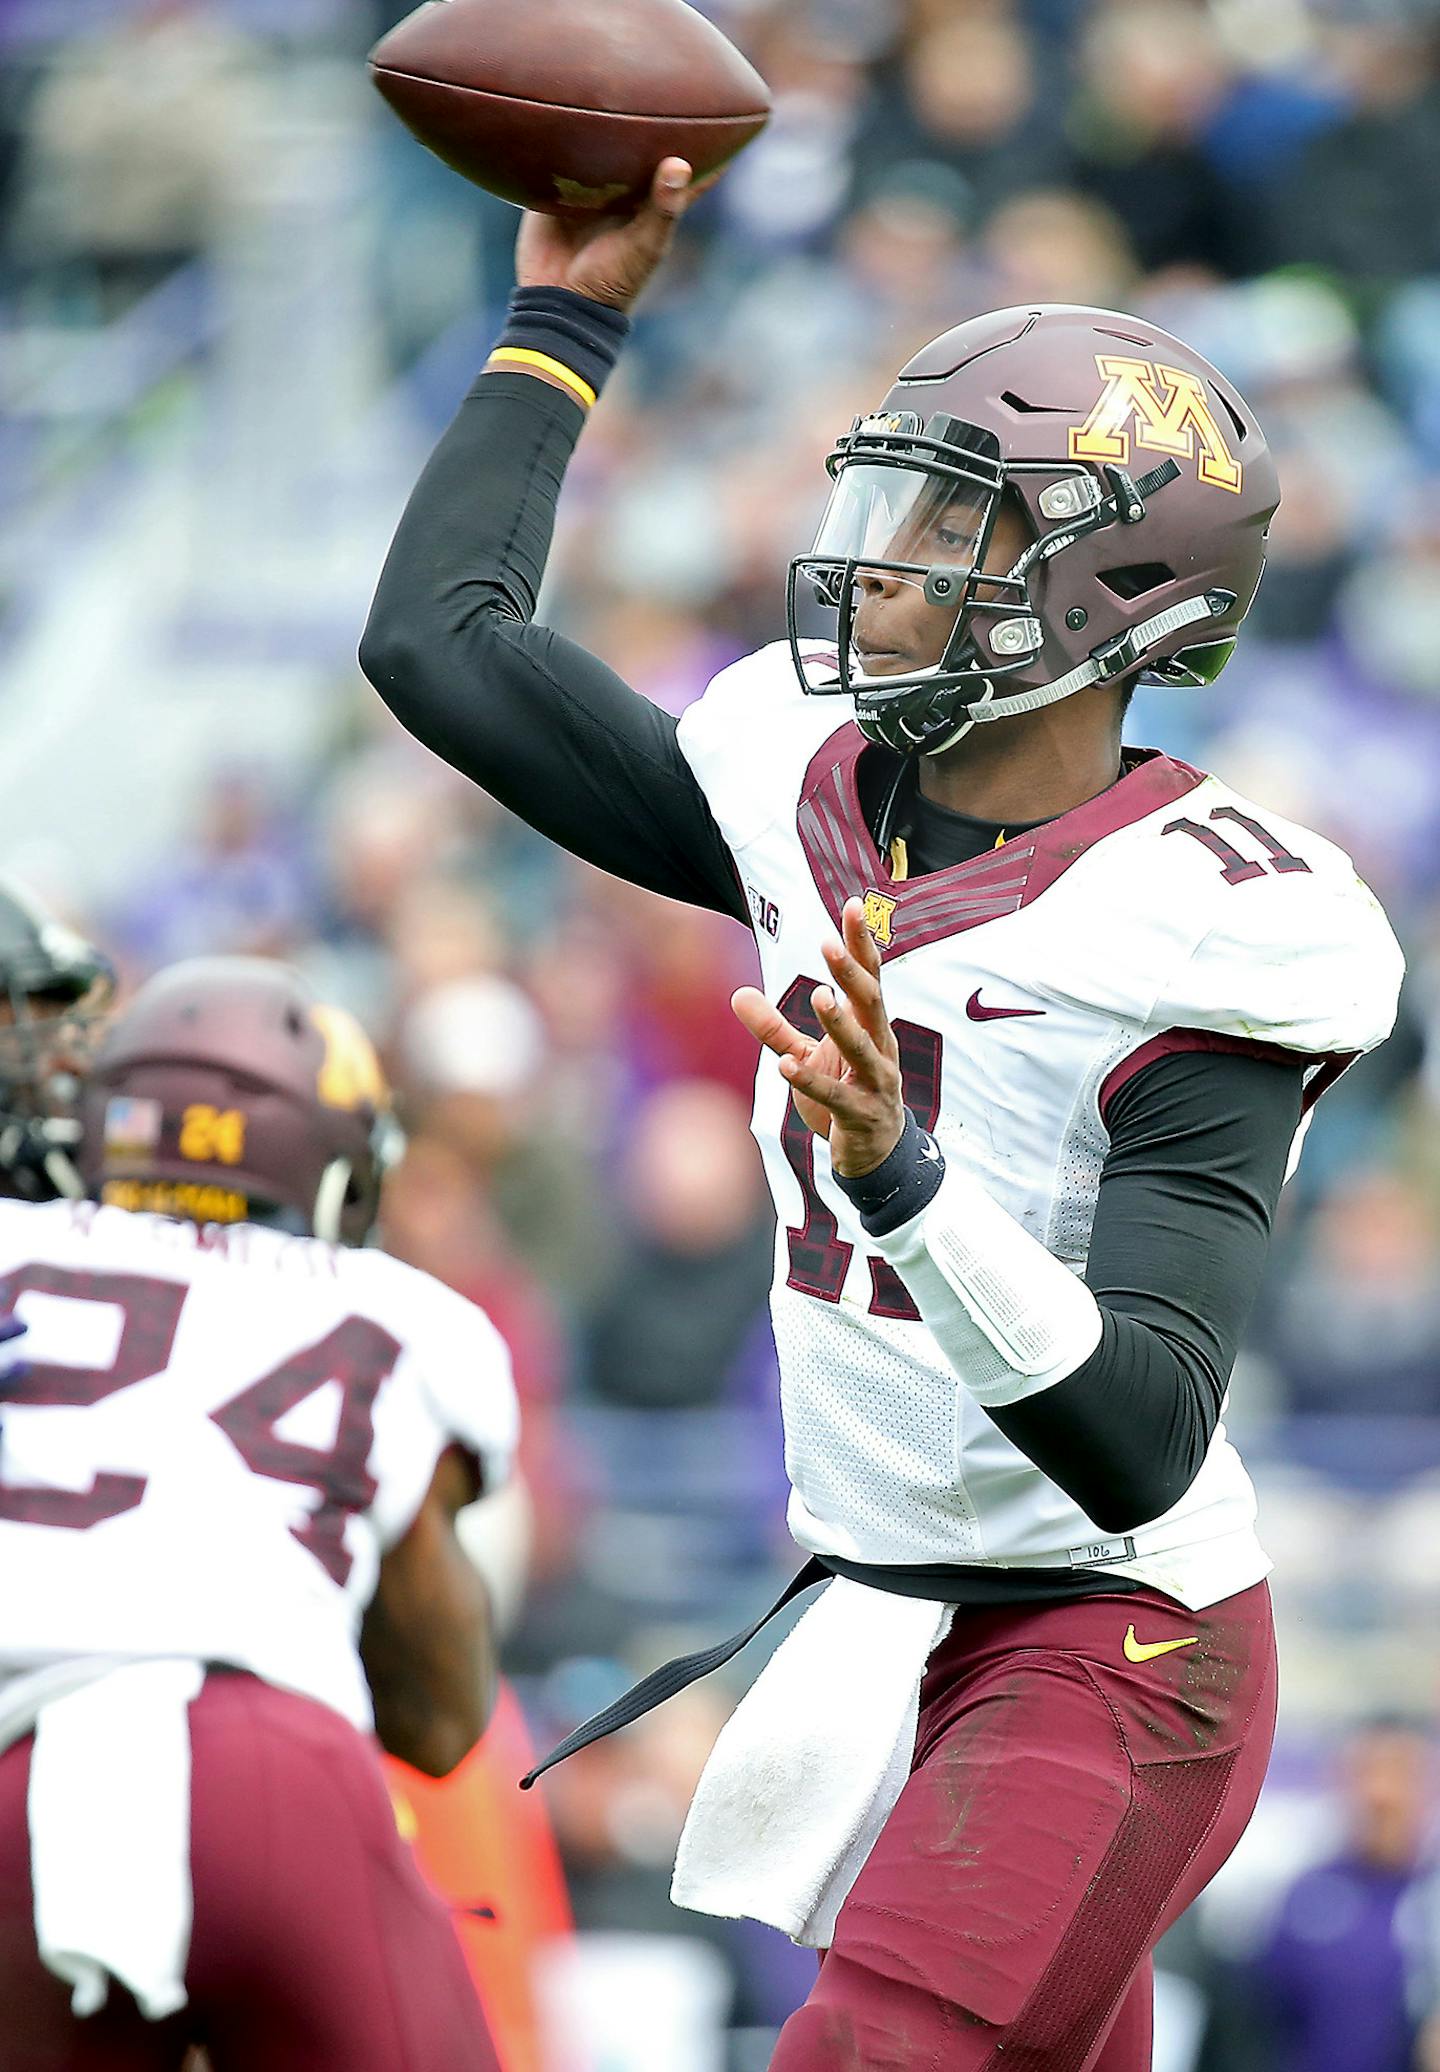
[796,727,1206,960]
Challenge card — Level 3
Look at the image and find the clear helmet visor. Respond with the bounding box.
[808,463,993,575]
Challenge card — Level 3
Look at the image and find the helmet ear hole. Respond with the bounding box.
[1098,562,1175,600]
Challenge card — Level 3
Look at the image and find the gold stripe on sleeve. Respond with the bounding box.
[484,347,597,409]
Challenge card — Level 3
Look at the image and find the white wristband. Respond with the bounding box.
[872,1167,1103,1409]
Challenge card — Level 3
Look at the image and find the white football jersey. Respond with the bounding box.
[679,642,1405,1610]
[0,1201,517,1729]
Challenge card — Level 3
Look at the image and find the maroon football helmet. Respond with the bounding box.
[79,959,397,1246]
[788,303,1281,755]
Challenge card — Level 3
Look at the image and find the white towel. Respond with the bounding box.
[28,1658,205,2019]
[671,1578,952,1948]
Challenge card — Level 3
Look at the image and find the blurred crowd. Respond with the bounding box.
[6,0,1440,2061]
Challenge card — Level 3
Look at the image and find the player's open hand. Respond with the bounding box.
[733,898,905,1179]
[515,157,705,312]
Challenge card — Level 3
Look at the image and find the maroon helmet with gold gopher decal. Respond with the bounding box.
[788,302,1280,756]
[79,958,397,1245]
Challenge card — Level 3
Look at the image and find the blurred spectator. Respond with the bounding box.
[1264,17,1440,281]
[604,889,760,1099]
[108,766,312,969]
[401,972,614,1309]
[543,1685,735,1937]
[1260,1171,1440,1416]
[712,0,875,254]
[583,1080,773,1411]
[384,875,503,998]
[979,187,1139,310]
[1338,487,1440,704]
[853,9,1067,224]
[1249,1721,1432,2072]
[721,162,978,401]
[8,0,265,316]
[308,759,468,1026]
[524,915,644,1167]
[1068,1,1250,274]
[382,1129,580,1585]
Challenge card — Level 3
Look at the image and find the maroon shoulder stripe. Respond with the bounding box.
[1099,1028,1359,1126]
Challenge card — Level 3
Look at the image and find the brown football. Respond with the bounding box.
[369,0,771,219]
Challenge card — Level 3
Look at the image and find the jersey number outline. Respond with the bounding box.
[1162,806,1310,884]
[0,1265,398,1584]
[777,977,943,1321]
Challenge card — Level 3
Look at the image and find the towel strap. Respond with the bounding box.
[520,1558,828,1789]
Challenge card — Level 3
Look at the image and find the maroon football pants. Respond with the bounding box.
[770,1579,1276,2072]
[0,1672,501,2072]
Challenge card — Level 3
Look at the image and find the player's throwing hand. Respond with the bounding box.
[733,897,906,1179]
[515,157,701,311]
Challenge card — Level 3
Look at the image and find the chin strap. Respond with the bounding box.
[960,589,1235,727]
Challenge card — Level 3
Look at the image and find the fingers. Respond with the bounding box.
[778,1046,855,1115]
[841,897,883,980]
[731,986,811,1061]
[571,156,692,306]
[734,978,882,1089]
[810,982,889,1087]
[821,900,894,1048]
[649,157,695,219]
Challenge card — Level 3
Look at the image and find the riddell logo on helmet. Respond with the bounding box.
[1069,355,1243,494]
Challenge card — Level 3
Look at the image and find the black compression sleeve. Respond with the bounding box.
[987,1047,1305,1534]
[360,342,746,920]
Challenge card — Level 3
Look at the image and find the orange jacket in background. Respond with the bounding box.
[386,1682,572,2072]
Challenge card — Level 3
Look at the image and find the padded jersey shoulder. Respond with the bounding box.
[1139,774,1404,1061]
[331,1246,519,1488]
[1019,767,1404,1063]
[676,640,853,851]
[0,1202,519,1491]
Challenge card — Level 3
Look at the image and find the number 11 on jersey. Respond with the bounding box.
[776,977,943,1321]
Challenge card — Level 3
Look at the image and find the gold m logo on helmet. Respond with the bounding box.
[311,1003,389,1113]
[1070,356,1243,494]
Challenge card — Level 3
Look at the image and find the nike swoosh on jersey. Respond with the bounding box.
[1123,1626,1199,1664]
[965,990,1047,1023]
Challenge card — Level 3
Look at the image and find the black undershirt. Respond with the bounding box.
[892,772,1044,879]
[361,368,1306,1580]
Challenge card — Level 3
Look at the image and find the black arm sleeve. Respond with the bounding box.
[988,1047,1306,1534]
[360,371,746,921]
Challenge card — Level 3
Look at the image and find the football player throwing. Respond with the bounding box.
[361,164,1404,2072]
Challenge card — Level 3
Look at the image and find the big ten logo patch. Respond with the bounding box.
[1069,355,1242,494]
[862,889,896,947]
[747,884,781,939]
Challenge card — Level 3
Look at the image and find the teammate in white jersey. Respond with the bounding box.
[361,165,1405,2071]
[0,958,514,2072]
